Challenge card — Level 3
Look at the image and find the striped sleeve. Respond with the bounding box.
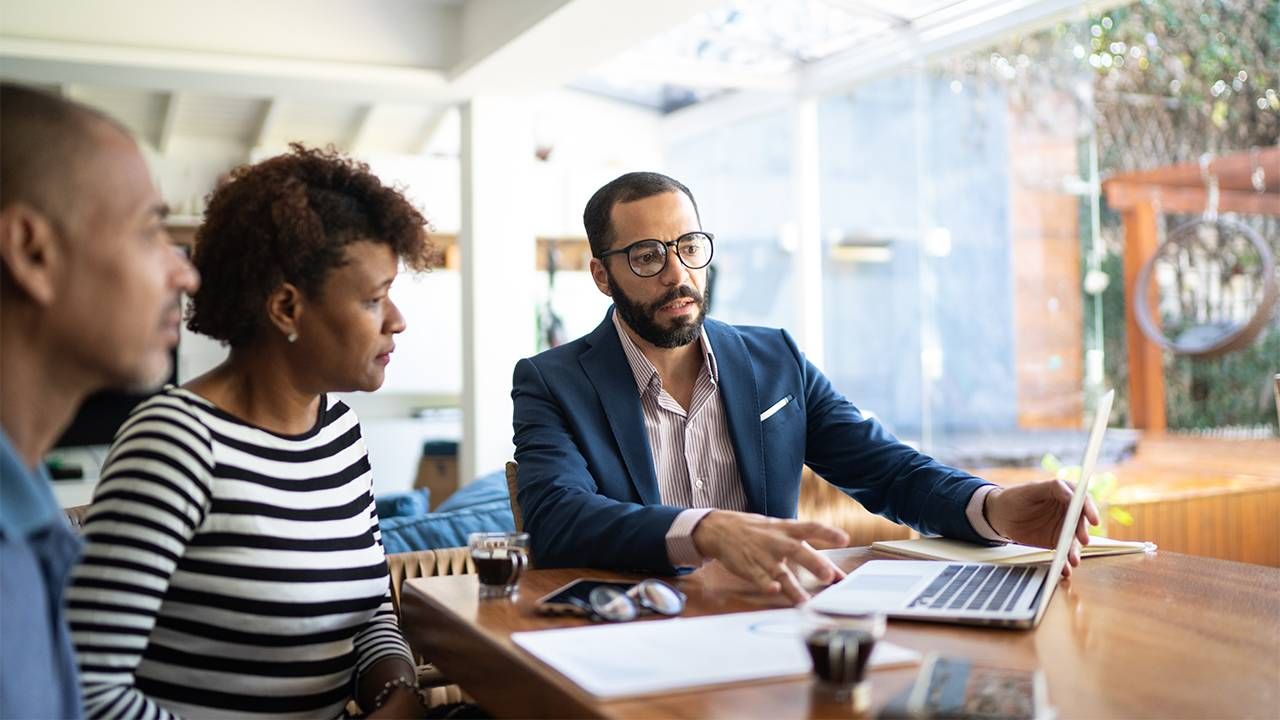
[350,475,414,678]
[68,395,215,720]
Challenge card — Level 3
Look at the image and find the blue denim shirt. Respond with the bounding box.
[0,429,84,720]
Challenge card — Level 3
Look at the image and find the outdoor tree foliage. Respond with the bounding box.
[1095,0,1278,432]
[949,0,1278,431]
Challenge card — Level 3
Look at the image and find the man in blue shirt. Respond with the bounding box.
[0,84,199,718]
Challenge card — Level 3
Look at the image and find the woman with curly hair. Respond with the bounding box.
[67,145,438,719]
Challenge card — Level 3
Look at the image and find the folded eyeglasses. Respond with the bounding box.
[583,578,687,622]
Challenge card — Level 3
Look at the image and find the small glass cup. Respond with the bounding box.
[468,531,529,599]
[802,609,886,713]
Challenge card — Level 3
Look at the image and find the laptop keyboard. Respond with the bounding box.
[909,564,1035,613]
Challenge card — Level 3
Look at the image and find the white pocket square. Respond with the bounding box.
[760,395,794,421]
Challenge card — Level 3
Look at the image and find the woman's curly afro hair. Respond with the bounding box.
[187,143,437,347]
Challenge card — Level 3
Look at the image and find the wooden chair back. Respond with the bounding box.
[504,461,523,533]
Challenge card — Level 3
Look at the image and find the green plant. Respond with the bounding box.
[1040,453,1133,537]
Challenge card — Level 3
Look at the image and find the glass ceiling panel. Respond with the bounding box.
[574,0,1043,112]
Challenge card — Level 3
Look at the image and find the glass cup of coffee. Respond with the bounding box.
[802,609,886,712]
[469,532,530,599]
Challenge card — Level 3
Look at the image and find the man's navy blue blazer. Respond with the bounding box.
[511,308,991,572]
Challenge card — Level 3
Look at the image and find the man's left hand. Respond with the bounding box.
[983,480,1100,577]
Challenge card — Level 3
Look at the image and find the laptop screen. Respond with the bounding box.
[1036,389,1115,616]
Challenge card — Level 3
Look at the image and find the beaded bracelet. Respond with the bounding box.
[371,675,428,712]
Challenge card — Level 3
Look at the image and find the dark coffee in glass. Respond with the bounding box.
[805,627,876,685]
[803,612,885,712]
[473,548,525,585]
[468,532,529,598]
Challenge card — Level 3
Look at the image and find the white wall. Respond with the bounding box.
[156,88,663,489]
[169,88,662,385]
[526,89,667,237]
[144,138,248,217]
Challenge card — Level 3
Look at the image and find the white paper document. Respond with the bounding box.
[511,608,920,699]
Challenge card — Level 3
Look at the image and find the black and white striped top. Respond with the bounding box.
[67,387,412,720]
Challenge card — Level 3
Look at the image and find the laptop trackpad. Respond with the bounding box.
[810,561,941,614]
[855,574,924,593]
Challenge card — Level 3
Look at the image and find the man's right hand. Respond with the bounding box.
[691,510,850,604]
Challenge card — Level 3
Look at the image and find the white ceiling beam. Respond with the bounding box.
[449,0,720,96]
[347,104,378,154]
[454,0,574,78]
[2,1,723,106]
[0,37,455,105]
[155,91,180,154]
[416,107,454,155]
[251,98,282,150]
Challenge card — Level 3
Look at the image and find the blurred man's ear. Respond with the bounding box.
[0,204,63,306]
[589,258,612,297]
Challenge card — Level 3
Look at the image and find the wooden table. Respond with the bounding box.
[400,549,1280,719]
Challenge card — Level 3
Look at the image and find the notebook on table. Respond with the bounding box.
[871,535,1155,565]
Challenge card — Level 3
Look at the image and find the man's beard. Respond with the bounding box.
[608,274,709,349]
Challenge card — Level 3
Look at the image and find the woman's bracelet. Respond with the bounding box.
[371,675,427,712]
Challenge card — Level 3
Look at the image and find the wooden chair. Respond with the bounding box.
[386,546,474,620]
[504,461,523,533]
[384,547,475,707]
[64,503,90,531]
[797,466,915,545]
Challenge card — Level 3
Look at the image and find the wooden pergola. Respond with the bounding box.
[1102,146,1280,431]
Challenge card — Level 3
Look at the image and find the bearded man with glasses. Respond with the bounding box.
[511,172,1097,604]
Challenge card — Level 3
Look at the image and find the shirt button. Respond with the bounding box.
[695,479,705,490]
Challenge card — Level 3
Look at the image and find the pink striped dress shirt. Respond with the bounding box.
[612,313,745,566]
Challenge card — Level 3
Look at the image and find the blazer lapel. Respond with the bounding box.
[704,320,768,514]
[579,310,662,505]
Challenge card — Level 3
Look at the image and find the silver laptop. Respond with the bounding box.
[809,389,1114,629]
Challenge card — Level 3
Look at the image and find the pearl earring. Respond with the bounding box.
[287,332,298,343]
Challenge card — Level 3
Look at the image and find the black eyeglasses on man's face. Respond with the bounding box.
[596,231,715,278]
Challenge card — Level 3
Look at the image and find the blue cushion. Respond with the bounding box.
[434,470,509,513]
[379,498,515,554]
[375,488,431,519]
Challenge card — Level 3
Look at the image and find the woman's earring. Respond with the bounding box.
[287,332,298,343]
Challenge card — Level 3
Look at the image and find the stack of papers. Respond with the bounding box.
[512,608,920,699]
[871,536,1156,565]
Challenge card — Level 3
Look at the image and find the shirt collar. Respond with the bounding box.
[611,307,719,395]
[0,427,62,537]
